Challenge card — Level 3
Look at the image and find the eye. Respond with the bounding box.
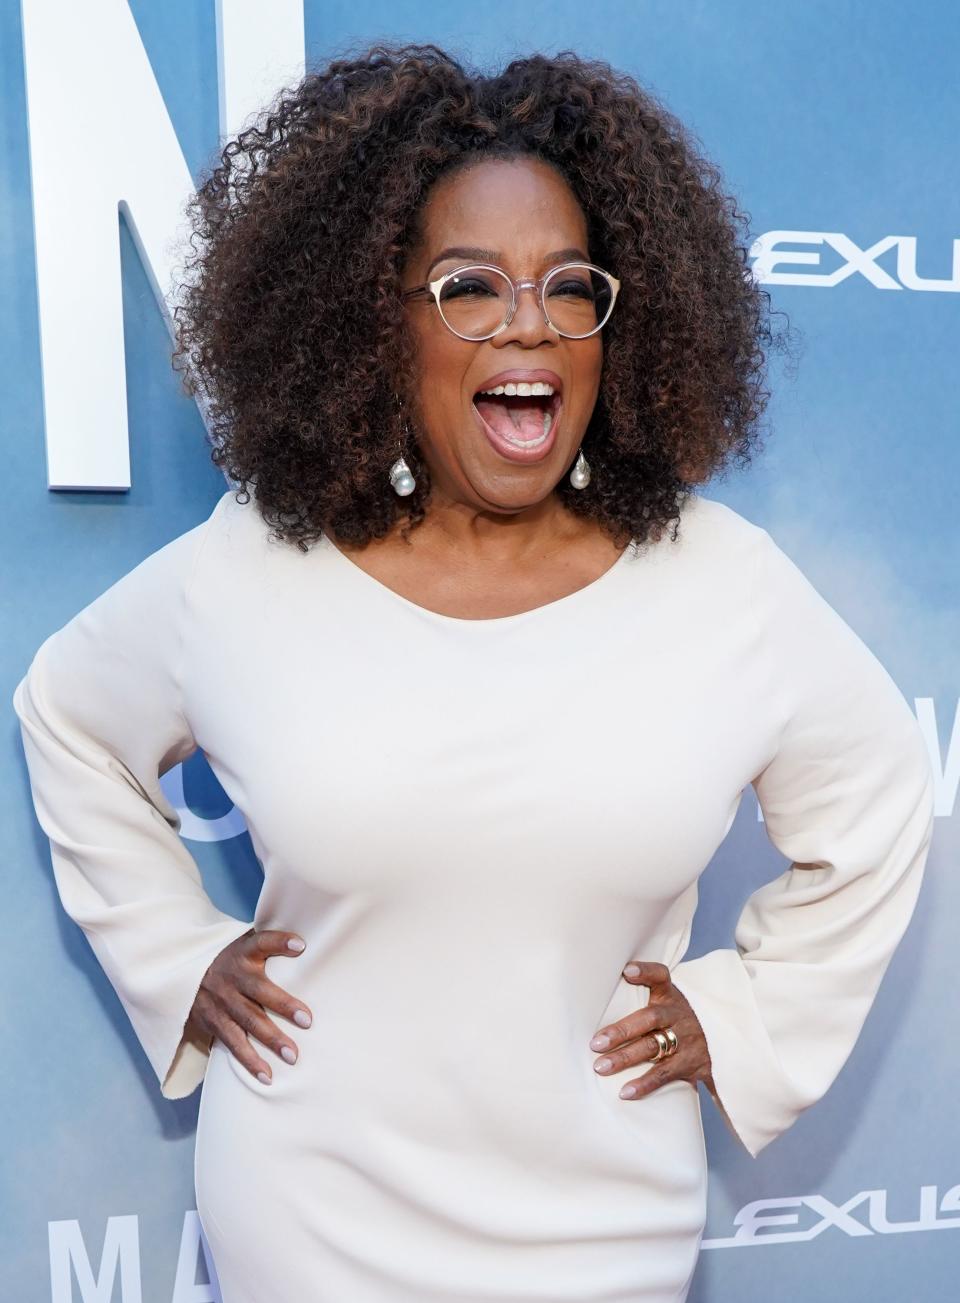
[439,275,500,301]
[548,277,596,301]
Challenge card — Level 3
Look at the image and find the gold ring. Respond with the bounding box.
[650,1030,670,1063]
[650,1027,680,1063]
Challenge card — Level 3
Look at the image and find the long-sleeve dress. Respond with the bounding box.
[12,487,935,1303]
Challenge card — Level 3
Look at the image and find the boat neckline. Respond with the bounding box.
[320,533,637,626]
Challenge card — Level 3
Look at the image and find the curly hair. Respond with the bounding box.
[170,40,797,552]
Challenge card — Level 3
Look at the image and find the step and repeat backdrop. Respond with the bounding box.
[2,1,956,1299]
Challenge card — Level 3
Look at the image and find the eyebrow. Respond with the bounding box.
[425,246,589,276]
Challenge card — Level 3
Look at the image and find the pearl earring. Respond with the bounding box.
[389,427,416,497]
[569,447,591,490]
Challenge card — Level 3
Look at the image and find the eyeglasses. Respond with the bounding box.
[400,261,621,341]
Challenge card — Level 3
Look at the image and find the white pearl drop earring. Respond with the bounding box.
[569,447,591,490]
[389,428,416,497]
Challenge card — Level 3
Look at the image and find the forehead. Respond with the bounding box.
[415,157,589,263]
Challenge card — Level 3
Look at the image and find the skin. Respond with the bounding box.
[186,156,716,1106]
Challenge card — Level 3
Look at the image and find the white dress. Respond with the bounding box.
[12,488,934,1302]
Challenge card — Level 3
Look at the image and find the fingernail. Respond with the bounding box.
[623,963,641,978]
[287,938,306,952]
[620,1084,638,1099]
[257,1071,271,1085]
[293,1009,312,1028]
[590,1034,611,1051]
[280,1046,297,1064]
[594,1057,613,1074]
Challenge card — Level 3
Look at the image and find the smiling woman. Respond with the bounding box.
[390,153,619,512]
[13,36,934,1303]
[400,243,618,470]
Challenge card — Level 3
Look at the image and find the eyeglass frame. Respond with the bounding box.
[399,261,621,341]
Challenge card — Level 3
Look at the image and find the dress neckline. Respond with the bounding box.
[320,532,637,627]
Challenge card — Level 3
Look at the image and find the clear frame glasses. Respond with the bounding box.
[400,261,621,341]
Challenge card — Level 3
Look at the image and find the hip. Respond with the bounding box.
[194,1034,708,1237]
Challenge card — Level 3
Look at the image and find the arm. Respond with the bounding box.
[670,527,935,1158]
[12,518,254,1099]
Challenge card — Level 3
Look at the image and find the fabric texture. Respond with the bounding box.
[12,488,934,1302]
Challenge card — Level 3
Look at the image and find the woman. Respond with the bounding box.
[13,42,934,1303]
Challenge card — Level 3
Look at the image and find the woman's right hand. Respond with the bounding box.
[186,928,312,1085]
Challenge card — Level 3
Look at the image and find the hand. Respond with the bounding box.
[185,928,313,1085]
[589,960,715,1100]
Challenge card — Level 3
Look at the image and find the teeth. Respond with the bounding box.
[503,430,549,448]
[477,381,556,397]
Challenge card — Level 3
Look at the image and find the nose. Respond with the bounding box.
[495,282,558,347]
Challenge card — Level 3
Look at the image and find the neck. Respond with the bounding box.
[405,491,585,565]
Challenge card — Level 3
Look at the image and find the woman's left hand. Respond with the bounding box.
[589,960,716,1100]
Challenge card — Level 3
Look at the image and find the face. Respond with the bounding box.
[398,156,604,519]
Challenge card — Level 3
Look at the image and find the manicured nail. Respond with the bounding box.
[257,1071,271,1085]
[287,938,306,952]
[594,1057,613,1074]
[293,1009,312,1028]
[280,1046,297,1064]
[590,1034,611,1051]
[620,1084,638,1099]
[623,963,641,978]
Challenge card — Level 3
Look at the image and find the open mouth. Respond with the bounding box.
[471,389,563,459]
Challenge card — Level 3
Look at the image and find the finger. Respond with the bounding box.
[590,1000,679,1051]
[592,1031,669,1077]
[226,991,302,1065]
[246,929,307,962]
[241,972,313,1028]
[621,959,670,985]
[618,1059,685,1100]
[207,1007,276,1084]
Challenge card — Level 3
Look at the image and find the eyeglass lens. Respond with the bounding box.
[437,264,614,340]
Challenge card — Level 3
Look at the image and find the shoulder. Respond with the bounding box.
[206,484,260,539]
[206,484,296,554]
[648,492,769,577]
[103,488,256,602]
[677,492,767,543]
[193,484,278,568]
[675,494,842,615]
[187,485,311,613]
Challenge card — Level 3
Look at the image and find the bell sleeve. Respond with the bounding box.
[11,519,255,1100]
[669,526,935,1159]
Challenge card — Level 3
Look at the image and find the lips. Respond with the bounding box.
[473,368,563,394]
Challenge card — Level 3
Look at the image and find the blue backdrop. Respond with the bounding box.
[3,2,956,1299]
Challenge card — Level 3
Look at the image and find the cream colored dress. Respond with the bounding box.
[12,488,934,1302]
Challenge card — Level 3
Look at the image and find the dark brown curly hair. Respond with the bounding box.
[170,40,797,552]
